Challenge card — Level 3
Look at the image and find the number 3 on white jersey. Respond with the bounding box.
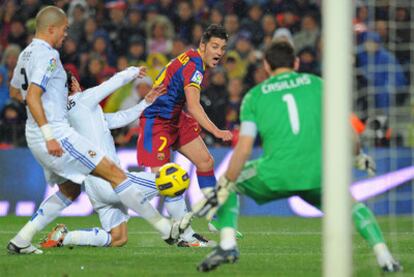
[282,94,300,135]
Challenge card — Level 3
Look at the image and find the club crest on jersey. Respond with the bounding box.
[47,58,57,72]
[88,150,96,158]
[157,152,165,161]
[191,70,203,85]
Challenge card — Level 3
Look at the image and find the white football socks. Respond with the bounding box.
[220,227,237,250]
[115,178,172,239]
[12,191,72,246]
[152,218,174,240]
[374,243,395,267]
[63,228,111,247]
[165,195,195,241]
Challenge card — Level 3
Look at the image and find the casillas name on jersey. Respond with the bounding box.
[144,49,205,119]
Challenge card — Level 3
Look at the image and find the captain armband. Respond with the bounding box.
[239,121,258,138]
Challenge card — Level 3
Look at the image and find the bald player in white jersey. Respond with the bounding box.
[40,67,212,248]
[7,6,191,255]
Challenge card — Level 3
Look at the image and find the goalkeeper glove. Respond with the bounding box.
[192,175,235,221]
[354,151,376,176]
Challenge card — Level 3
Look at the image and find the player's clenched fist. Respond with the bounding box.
[144,85,166,103]
[121,66,146,79]
[46,139,64,157]
[214,130,233,141]
[137,66,147,78]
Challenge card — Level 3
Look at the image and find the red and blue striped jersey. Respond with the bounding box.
[143,49,205,119]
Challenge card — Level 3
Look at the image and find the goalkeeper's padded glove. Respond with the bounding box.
[354,152,376,176]
[192,175,235,221]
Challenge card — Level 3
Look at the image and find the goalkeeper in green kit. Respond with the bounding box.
[195,41,401,273]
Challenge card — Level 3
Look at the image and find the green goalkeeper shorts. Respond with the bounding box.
[235,160,322,208]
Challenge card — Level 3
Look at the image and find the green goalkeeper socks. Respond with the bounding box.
[215,192,239,230]
[352,202,385,248]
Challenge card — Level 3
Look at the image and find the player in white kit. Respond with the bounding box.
[40,68,213,248]
[7,6,191,255]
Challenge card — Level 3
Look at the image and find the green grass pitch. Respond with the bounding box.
[0,216,412,276]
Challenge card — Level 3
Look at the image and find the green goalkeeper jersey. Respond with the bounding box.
[240,71,322,191]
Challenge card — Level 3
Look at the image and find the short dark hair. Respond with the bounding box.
[66,70,73,92]
[201,24,228,44]
[264,41,295,70]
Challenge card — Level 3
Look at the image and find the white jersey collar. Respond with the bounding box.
[32,38,53,50]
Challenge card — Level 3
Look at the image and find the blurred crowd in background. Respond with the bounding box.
[0,0,411,148]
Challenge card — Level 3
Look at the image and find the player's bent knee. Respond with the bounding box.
[58,182,81,201]
[93,157,127,186]
[196,155,215,171]
[110,223,128,247]
[110,235,128,247]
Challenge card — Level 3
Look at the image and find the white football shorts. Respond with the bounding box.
[85,171,159,232]
[28,128,105,186]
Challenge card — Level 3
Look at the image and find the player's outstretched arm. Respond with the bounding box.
[104,85,166,129]
[143,84,166,103]
[193,133,255,220]
[225,134,255,181]
[104,101,149,130]
[185,86,232,141]
[82,66,146,108]
[26,83,63,157]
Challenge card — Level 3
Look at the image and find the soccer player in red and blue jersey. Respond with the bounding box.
[137,25,232,226]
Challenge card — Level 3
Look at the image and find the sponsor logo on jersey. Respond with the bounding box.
[191,70,203,85]
[47,58,57,72]
[157,152,165,161]
[88,150,96,158]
